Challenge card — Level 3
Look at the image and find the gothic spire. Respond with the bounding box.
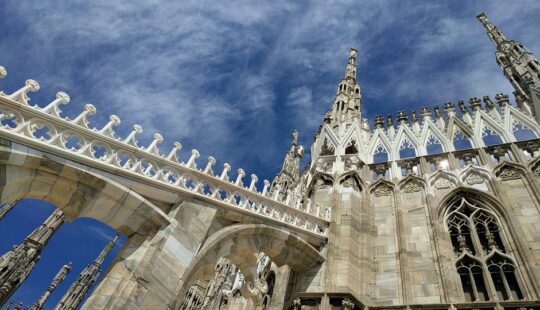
[55,233,119,310]
[0,209,65,305]
[477,12,540,121]
[30,263,72,310]
[328,48,362,136]
[476,12,507,46]
[0,201,19,222]
[271,131,303,200]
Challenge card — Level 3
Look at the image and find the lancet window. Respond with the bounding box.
[426,133,443,155]
[481,125,503,146]
[453,130,473,151]
[398,137,416,159]
[445,197,524,302]
[512,119,537,141]
[373,140,388,163]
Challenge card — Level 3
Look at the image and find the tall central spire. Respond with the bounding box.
[327,48,362,137]
[477,12,507,46]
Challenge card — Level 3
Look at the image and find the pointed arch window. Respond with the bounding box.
[512,119,537,141]
[445,197,525,302]
[453,130,473,151]
[426,133,443,155]
[398,136,416,159]
[481,125,503,146]
[373,140,389,163]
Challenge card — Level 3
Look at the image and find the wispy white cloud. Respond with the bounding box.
[1,0,539,179]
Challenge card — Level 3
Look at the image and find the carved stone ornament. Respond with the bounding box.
[498,167,521,180]
[402,180,421,193]
[434,178,453,189]
[373,183,392,197]
[465,172,485,185]
[315,158,331,172]
[341,177,358,190]
[534,165,540,177]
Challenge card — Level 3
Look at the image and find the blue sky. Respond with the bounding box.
[1,0,540,308]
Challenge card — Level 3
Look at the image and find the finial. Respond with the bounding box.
[386,114,394,128]
[124,124,143,146]
[186,149,200,168]
[235,168,245,186]
[433,106,442,118]
[495,93,509,107]
[166,142,182,162]
[469,97,481,111]
[203,156,216,175]
[249,174,258,191]
[7,79,40,104]
[262,180,270,196]
[458,100,468,114]
[98,115,121,138]
[71,104,96,128]
[410,110,418,123]
[397,111,407,124]
[483,96,495,110]
[0,66,7,79]
[145,133,163,155]
[291,130,299,145]
[220,163,231,181]
[420,107,431,120]
[444,102,455,117]
[374,115,384,128]
[41,92,70,117]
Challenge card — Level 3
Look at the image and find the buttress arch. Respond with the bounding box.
[0,146,170,236]
[174,223,325,305]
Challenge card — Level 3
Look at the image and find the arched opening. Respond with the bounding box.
[426,133,444,155]
[442,193,526,302]
[481,126,504,146]
[0,199,125,308]
[453,130,473,151]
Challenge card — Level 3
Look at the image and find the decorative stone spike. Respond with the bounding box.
[0,66,7,79]
[373,115,384,128]
[0,209,65,305]
[469,97,481,111]
[483,96,495,110]
[495,93,509,107]
[30,263,71,310]
[166,142,182,162]
[7,80,40,105]
[249,174,258,191]
[420,107,431,120]
[203,156,216,175]
[41,92,70,117]
[458,101,473,125]
[410,110,420,134]
[483,96,501,121]
[434,106,445,129]
[235,169,245,186]
[186,149,200,168]
[123,124,143,146]
[262,180,270,196]
[146,133,163,155]
[444,102,455,117]
[386,114,394,128]
[98,115,121,138]
[410,110,418,123]
[396,111,407,124]
[386,114,395,139]
[55,234,119,310]
[272,184,282,200]
[71,104,96,128]
[220,163,231,181]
